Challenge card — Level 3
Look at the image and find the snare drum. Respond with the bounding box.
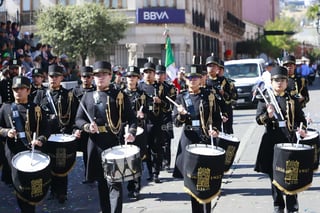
[45,134,77,176]
[11,150,51,205]
[217,133,240,172]
[300,128,320,170]
[184,144,225,204]
[273,143,314,195]
[101,144,141,182]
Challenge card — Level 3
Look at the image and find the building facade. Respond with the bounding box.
[1,0,245,67]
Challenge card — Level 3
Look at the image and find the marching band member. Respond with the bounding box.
[282,55,309,108]
[72,66,95,184]
[172,64,222,213]
[155,64,176,171]
[255,66,307,213]
[75,61,137,213]
[217,59,238,134]
[137,62,169,183]
[123,65,147,200]
[33,64,80,203]
[0,76,50,213]
[205,55,229,132]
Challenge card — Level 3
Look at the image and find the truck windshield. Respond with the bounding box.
[225,63,260,79]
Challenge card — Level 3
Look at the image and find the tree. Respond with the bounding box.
[36,4,128,65]
[262,17,299,58]
[306,4,319,21]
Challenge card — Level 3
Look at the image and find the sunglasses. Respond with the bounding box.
[82,75,92,78]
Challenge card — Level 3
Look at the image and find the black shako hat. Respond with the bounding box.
[48,64,63,76]
[12,76,31,89]
[93,61,112,74]
[205,56,220,66]
[282,55,296,65]
[80,66,93,77]
[125,66,140,77]
[185,64,202,77]
[143,62,156,72]
[31,68,44,77]
[271,66,288,79]
[155,65,166,74]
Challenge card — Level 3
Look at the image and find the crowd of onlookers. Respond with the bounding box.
[0,20,77,82]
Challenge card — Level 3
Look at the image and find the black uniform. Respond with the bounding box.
[33,85,78,203]
[172,87,222,213]
[287,73,309,108]
[73,83,95,182]
[137,79,168,181]
[160,80,176,169]
[217,75,238,134]
[76,84,137,213]
[255,67,307,213]
[0,77,50,213]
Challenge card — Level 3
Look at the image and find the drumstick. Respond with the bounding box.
[30,133,36,166]
[124,124,129,146]
[296,122,303,147]
[8,114,17,142]
[165,96,187,114]
[78,99,99,134]
[209,124,215,149]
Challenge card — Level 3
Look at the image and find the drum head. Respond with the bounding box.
[186,144,225,156]
[12,151,50,172]
[103,145,140,160]
[303,130,319,140]
[276,143,313,151]
[218,133,240,143]
[48,134,76,143]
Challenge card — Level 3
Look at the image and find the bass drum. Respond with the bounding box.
[11,150,51,205]
[217,133,240,172]
[45,134,77,177]
[184,144,225,204]
[300,128,320,170]
[101,144,141,182]
[273,143,314,195]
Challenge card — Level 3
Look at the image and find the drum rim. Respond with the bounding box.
[186,143,226,155]
[12,150,50,172]
[275,143,313,150]
[101,144,141,159]
[48,133,76,142]
[218,133,240,142]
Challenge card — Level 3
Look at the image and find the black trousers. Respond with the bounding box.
[127,177,141,193]
[146,125,164,176]
[51,175,68,196]
[97,178,122,213]
[269,176,299,212]
[17,196,35,213]
[191,196,211,213]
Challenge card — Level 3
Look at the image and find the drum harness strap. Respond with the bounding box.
[11,103,31,148]
[200,92,216,138]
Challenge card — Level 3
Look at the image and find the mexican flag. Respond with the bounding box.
[165,36,180,91]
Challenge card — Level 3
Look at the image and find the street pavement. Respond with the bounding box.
[1,78,320,213]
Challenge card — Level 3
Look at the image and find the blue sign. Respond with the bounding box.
[137,8,185,24]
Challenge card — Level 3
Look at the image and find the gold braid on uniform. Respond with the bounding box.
[25,109,31,144]
[106,91,123,134]
[286,96,295,132]
[153,85,163,116]
[58,91,73,126]
[200,92,216,137]
[35,106,42,137]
